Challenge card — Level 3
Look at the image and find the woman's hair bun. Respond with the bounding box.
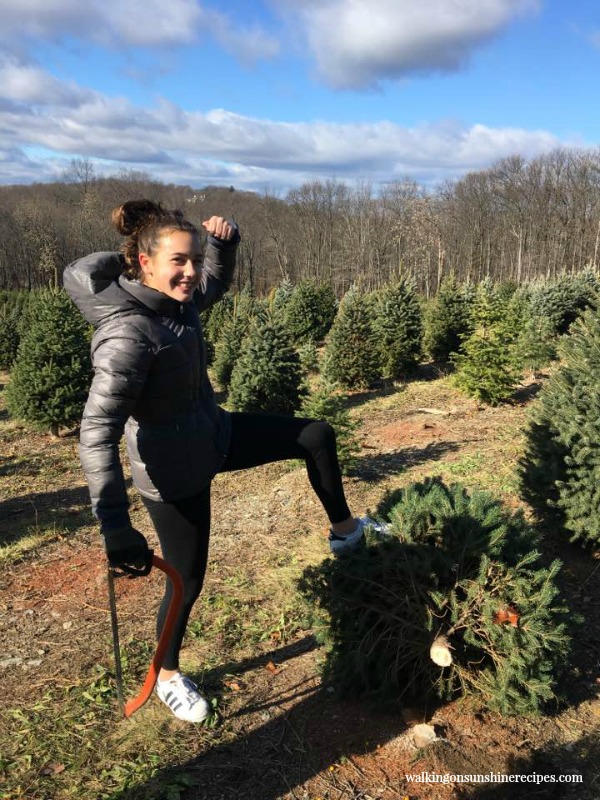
[111,199,163,236]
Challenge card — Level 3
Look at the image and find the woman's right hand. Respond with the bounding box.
[102,525,153,576]
[202,216,236,241]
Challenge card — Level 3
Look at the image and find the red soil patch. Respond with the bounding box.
[374,418,446,449]
[3,542,160,611]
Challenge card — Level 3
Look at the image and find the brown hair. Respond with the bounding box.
[111,199,198,279]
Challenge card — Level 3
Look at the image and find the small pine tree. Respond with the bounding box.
[228,310,305,414]
[452,280,522,405]
[372,277,423,379]
[200,293,234,347]
[528,270,599,336]
[1,290,32,320]
[15,291,39,339]
[494,280,519,302]
[519,307,600,549]
[323,286,380,389]
[423,276,474,362]
[514,314,556,378]
[570,269,600,315]
[271,276,294,315]
[284,280,337,345]
[298,478,573,715]
[298,380,360,475]
[200,294,235,368]
[0,306,20,370]
[6,289,92,435]
[296,340,319,374]
[212,290,255,390]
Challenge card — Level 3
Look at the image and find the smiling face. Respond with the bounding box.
[138,229,202,302]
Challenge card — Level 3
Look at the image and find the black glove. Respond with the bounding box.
[102,525,153,577]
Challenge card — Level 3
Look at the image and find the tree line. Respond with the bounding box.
[1,147,600,296]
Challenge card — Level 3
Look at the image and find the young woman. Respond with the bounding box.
[64,199,377,723]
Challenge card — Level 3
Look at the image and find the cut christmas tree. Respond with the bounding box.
[299,478,573,715]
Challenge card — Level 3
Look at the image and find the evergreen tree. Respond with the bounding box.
[519,307,600,549]
[200,294,236,368]
[528,270,599,336]
[513,313,556,378]
[423,276,475,362]
[6,289,92,435]
[0,305,20,370]
[15,290,39,340]
[299,478,573,715]
[323,286,380,389]
[228,310,305,414]
[372,277,423,379]
[0,289,32,320]
[212,289,255,390]
[570,269,600,315]
[271,276,294,315]
[298,380,360,475]
[451,280,522,405]
[200,293,234,347]
[284,280,337,345]
[494,280,519,302]
[296,340,319,374]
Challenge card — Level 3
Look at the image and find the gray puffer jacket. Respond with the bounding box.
[63,230,239,530]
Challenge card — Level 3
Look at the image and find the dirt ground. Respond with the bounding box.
[1,370,599,800]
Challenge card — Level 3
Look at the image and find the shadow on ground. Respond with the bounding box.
[343,363,449,412]
[354,440,460,482]
[0,453,25,477]
[511,380,544,406]
[115,636,414,800]
[0,482,100,545]
[540,535,600,711]
[458,730,600,799]
[171,691,407,800]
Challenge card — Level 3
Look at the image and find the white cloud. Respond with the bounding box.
[0,67,565,190]
[0,60,94,106]
[0,0,278,61]
[101,0,203,46]
[0,0,201,48]
[279,0,539,88]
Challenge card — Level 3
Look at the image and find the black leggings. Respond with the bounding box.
[142,412,351,670]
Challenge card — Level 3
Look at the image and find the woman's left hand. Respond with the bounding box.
[202,216,236,241]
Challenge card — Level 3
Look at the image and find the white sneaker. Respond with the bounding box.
[328,516,389,556]
[155,673,210,723]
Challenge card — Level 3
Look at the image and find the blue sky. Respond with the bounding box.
[0,0,598,192]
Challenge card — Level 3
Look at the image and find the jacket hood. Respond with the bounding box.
[63,252,141,327]
[63,251,192,327]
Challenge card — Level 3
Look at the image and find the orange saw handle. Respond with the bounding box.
[124,554,184,718]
